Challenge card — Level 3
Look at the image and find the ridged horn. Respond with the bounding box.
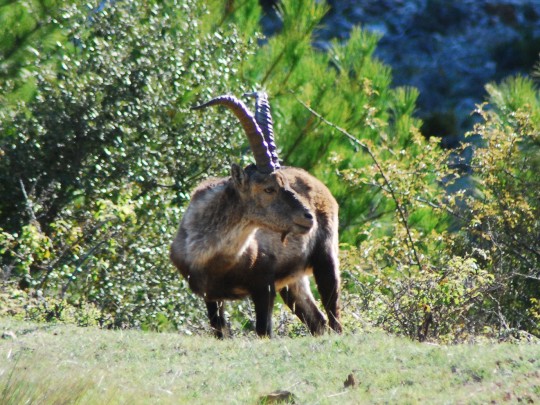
[191,95,275,173]
[244,92,280,169]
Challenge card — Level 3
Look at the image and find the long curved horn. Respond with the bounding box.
[192,95,275,174]
[244,92,280,169]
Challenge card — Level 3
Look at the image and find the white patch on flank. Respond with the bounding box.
[187,221,257,270]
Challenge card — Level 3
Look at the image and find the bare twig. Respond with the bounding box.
[19,178,39,228]
[327,391,349,398]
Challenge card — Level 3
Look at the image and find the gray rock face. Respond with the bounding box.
[260,0,540,143]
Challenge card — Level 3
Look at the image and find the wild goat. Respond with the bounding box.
[170,92,341,337]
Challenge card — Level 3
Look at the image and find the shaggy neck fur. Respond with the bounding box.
[185,182,257,269]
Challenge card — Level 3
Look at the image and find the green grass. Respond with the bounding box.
[1,318,539,404]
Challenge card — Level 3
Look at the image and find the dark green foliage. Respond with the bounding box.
[0,0,73,106]
[1,0,252,329]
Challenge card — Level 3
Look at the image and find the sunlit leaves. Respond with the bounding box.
[341,76,540,340]
[0,0,251,329]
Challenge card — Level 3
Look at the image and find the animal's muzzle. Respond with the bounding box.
[293,210,315,231]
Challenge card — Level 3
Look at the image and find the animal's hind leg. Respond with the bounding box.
[206,300,227,338]
[311,242,342,333]
[279,276,327,335]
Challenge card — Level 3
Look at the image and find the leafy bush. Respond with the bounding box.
[0,282,101,326]
[1,0,253,329]
[451,77,540,336]
[339,76,540,341]
[0,0,70,104]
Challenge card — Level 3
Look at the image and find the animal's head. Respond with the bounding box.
[192,92,314,237]
[231,163,314,237]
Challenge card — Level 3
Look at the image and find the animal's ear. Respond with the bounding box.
[231,163,248,191]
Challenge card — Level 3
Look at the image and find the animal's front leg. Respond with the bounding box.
[251,282,276,337]
[206,300,227,338]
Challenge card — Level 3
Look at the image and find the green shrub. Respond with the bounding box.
[451,76,540,335]
[0,282,101,326]
[1,0,252,329]
[339,76,540,341]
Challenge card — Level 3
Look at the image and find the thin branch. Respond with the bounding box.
[510,272,540,281]
[293,94,424,274]
[359,179,468,221]
[262,47,287,86]
[60,236,113,297]
[282,114,316,163]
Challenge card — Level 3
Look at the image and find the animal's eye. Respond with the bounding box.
[264,187,276,194]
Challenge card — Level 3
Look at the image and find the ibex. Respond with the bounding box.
[170,92,341,337]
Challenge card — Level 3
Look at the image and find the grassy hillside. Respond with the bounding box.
[1,319,539,404]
